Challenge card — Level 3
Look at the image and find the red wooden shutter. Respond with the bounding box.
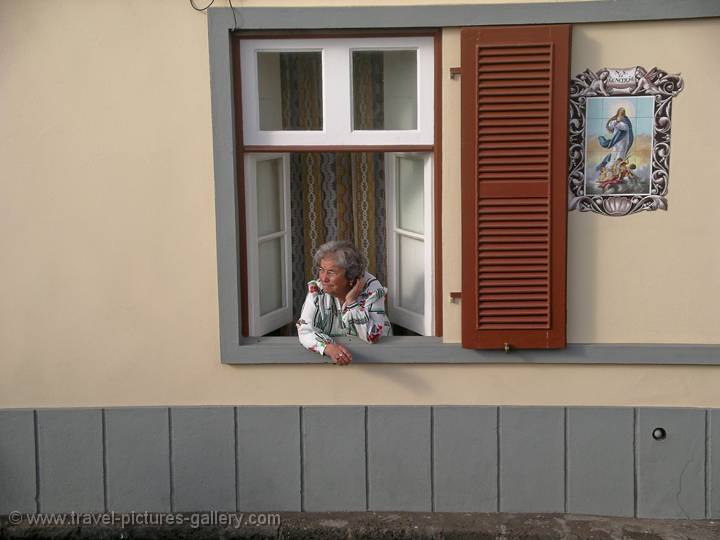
[460,25,570,350]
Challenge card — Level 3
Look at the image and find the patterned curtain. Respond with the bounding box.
[280,53,387,319]
[279,53,323,130]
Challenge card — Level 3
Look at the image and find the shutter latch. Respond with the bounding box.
[449,292,462,303]
[504,342,511,353]
[449,67,462,80]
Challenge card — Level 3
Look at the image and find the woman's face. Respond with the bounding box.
[318,256,352,298]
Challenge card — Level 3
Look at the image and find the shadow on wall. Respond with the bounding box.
[567,34,601,343]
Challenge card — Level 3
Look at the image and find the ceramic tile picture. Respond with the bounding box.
[569,66,684,216]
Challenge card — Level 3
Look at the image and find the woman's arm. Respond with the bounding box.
[296,285,334,356]
[341,277,390,343]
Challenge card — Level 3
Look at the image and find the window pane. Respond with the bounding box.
[398,235,424,315]
[352,50,417,131]
[397,156,424,234]
[256,158,283,237]
[257,52,323,131]
[258,237,285,316]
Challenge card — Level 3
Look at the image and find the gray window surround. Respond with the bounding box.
[208,1,720,365]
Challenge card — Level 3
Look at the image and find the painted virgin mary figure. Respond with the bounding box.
[596,107,634,171]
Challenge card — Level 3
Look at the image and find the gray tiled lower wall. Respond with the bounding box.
[0,406,717,519]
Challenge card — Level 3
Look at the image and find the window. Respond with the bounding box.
[211,19,571,362]
[385,153,435,335]
[238,36,435,147]
[244,153,293,336]
[209,6,720,365]
[235,33,439,339]
[460,25,570,349]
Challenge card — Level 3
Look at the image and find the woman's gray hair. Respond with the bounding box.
[313,240,367,282]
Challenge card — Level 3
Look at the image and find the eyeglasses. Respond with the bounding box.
[317,267,340,278]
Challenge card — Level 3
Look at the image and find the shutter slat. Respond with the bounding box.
[477,258,548,266]
[479,273,548,280]
[480,296,548,303]
[479,148,549,156]
[477,176,548,183]
[479,198,547,205]
[478,46,553,56]
[478,144,549,153]
[478,80,551,89]
[478,75,550,84]
[480,293,547,305]
[479,236,549,243]
[478,162,549,170]
[478,138,548,146]
[480,230,548,237]
[478,323,548,330]
[481,309,549,316]
[479,244,548,252]
[479,206,547,213]
[482,250,548,260]
[480,264,548,271]
[461,25,570,349]
[480,224,548,231]
[479,118,549,127]
[478,127,549,135]
[479,107,550,115]
[479,213,547,223]
[478,88,550,96]
[478,54,552,64]
[479,316,548,323]
[480,300,549,308]
[478,63,550,73]
[478,110,550,118]
[480,279,548,287]
[480,286,549,294]
[479,95,550,103]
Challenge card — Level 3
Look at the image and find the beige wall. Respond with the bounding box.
[1,1,719,409]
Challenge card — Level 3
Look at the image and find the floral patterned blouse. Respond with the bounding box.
[297,272,392,356]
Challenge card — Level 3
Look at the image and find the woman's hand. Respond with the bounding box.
[324,343,352,365]
[344,277,365,307]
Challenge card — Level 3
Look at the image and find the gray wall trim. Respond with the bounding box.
[211,1,720,29]
[209,9,242,362]
[36,409,105,513]
[0,410,37,514]
[208,7,720,366]
[171,407,236,512]
[302,406,367,511]
[636,408,706,518]
[499,407,565,512]
[2,405,720,518]
[710,410,720,518]
[219,340,720,364]
[707,409,711,519]
[104,408,172,513]
[566,407,634,517]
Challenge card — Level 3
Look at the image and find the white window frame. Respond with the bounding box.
[239,36,435,147]
[244,153,293,336]
[385,152,435,336]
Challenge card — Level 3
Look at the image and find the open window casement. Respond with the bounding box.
[460,25,570,350]
[385,153,434,336]
[244,153,293,336]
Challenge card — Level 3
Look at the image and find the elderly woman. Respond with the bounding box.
[297,240,392,365]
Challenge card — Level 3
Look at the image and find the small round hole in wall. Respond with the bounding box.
[652,427,667,441]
